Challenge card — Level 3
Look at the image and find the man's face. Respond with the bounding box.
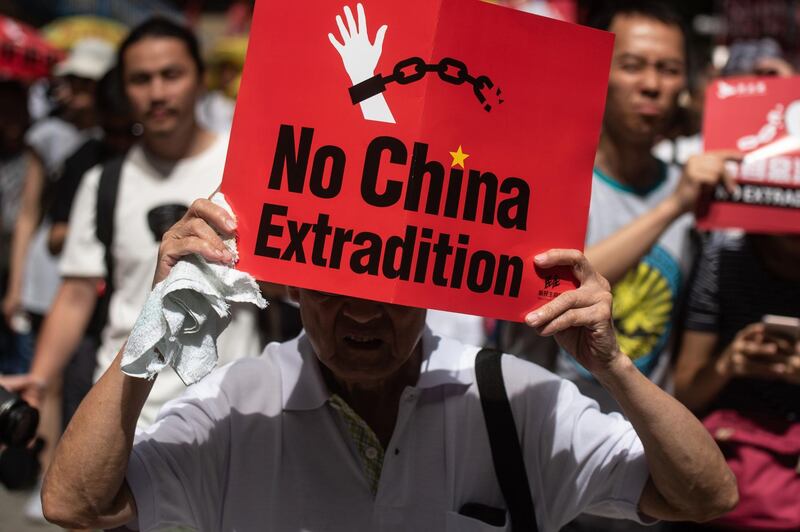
[603,14,686,145]
[122,37,200,137]
[289,288,427,385]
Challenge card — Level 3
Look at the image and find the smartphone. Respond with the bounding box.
[762,314,800,342]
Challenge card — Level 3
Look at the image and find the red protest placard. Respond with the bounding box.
[221,0,612,322]
[698,76,800,234]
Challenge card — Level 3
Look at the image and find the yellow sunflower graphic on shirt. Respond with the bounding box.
[611,245,681,375]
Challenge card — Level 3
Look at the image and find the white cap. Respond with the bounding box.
[53,38,115,81]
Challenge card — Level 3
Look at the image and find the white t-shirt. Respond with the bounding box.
[556,163,694,413]
[60,134,261,427]
[127,329,652,532]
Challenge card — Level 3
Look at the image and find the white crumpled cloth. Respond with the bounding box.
[121,193,267,385]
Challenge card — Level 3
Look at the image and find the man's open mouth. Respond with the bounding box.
[342,334,384,350]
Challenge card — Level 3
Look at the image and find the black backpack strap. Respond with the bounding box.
[89,156,124,336]
[95,156,124,288]
[475,347,538,532]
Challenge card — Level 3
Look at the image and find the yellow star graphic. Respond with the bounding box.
[449,145,469,168]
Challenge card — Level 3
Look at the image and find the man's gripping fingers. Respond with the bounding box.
[530,290,612,336]
[162,199,236,264]
[533,248,609,288]
[187,198,237,234]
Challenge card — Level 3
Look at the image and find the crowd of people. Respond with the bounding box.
[0,1,797,531]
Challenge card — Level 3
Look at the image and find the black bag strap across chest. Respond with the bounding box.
[475,347,539,532]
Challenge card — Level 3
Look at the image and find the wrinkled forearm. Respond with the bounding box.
[42,352,152,529]
[594,355,737,522]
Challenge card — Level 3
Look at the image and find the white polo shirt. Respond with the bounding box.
[127,330,652,532]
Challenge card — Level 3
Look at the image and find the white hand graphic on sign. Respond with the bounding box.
[328,3,395,124]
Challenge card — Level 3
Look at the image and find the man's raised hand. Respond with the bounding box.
[671,150,743,214]
[153,199,236,287]
[525,249,621,376]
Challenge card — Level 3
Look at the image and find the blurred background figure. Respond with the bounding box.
[674,232,800,531]
[654,35,795,168]
[504,1,699,419]
[8,14,263,435]
[25,37,115,176]
[47,65,136,256]
[3,36,115,343]
[0,14,64,375]
[0,32,115,526]
[667,26,798,532]
[196,33,247,133]
[0,80,39,375]
[722,37,794,78]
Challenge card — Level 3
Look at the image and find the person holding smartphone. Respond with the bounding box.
[674,230,800,531]
[676,232,800,410]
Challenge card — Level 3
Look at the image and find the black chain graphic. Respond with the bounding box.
[349,56,504,112]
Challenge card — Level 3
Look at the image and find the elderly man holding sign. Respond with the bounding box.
[42,2,737,531]
[43,199,737,531]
